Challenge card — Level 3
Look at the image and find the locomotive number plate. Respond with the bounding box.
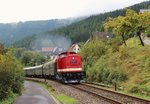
[70,60,77,64]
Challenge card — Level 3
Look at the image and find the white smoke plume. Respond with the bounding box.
[30,35,72,54]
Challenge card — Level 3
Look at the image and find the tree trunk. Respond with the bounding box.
[137,32,144,46]
[121,34,127,46]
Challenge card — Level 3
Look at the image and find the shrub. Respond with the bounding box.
[80,39,106,64]
[0,50,24,100]
[20,51,46,66]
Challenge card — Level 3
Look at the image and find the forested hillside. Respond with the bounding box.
[13,0,150,49]
[48,0,150,43]
[0,18,82,46]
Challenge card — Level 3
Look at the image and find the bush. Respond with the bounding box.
[87,63,128,84]
[20,51,46,66]
[80,39,106,66]
[0,50,24,100]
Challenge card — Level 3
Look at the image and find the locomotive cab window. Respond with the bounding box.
[69,52,76,54]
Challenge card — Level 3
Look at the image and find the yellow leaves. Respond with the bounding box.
[103,9,150,37]
[103,15,125,36]
[0,54,2,63]
[0,54,6,64]
[126,9,137,16]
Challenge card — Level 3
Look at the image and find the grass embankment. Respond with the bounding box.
[81,38,150,99]
[28,79,77,104]
[118,38,150,99]
[108,46,150,99]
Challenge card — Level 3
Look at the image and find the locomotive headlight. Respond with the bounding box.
[72,57,74,59]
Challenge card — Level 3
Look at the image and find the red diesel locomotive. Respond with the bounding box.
[24,52,85,83]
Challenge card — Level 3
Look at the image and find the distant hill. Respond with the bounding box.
[13,0,150,49]
[0,18,84,46]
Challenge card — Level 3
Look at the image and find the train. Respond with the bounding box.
[24,51,85,83]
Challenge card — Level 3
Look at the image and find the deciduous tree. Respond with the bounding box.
[103,9,150,46]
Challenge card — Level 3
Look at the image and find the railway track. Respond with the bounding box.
[27,78,150,104]
[70,83,150,104]
[70,84,122,104]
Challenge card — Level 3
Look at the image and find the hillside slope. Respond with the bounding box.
[48,0,150,43]
[80,38,150,98]
[0,18,83,46]
[14,0,150,49]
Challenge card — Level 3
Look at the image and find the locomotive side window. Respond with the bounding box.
[59,53,66,58]
[60,54,66,58]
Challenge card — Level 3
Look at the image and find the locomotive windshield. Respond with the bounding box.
[59,52,76,56]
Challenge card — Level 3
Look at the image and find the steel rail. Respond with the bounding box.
[70,84,122,104]
[82,83,150,104]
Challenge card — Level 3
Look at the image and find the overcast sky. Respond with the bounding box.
[0,0,148,23]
